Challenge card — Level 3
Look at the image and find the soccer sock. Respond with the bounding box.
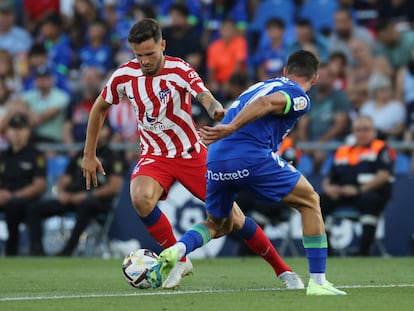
[303,234,328,285]
[236,217,292,276]
[178,223,211,257]
[139,205,179,251]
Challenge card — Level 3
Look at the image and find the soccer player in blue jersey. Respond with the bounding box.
[148,50,346,295]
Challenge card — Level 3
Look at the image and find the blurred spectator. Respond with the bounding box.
[0,77,11,146]
[328,7,375,66]
[0,113,46,256]
[22,0,60,34]
[110,3,157,66]
[287,18,329,63]
[202,0,249,46]
[327,51,348,91]
[39,14,74,76]
[162,3,203,72]
[222,72,250,106]
[26,121,125,256]
[108,98,140,164]
[23,43,70,95]
[296,63,351,173]
[0,49,22,96]
[79,19,113,71]
[347,37,392,98]
[157,0,202,29]
[338,0,379,31]
[320,115,396,256]
[360,73,406,141]
[206,18,247,100]
[250,18,286,82]
[396,46,414,171]
[375,19,414,70]
[22,66,70,143]
[63,66,103,146]
[68,0,99,49]
[377,0,414,29]
[0,2,32,56]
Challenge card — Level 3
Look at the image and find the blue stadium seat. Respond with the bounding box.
[45,155,70,198]
[394,153,411,175]
[298,0,338,33]
[297,154,313,176]
[248,0,296,32]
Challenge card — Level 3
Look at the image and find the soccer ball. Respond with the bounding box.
[122,249,159,289]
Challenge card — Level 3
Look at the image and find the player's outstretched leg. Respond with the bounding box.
[146,246,180,288]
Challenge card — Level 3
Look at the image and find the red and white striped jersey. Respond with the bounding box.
[101,56,208,158]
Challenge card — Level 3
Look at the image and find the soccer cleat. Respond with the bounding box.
[146,246,179,288]
[162,258,193,289]
[278,271,305,289]
[306,278,347,296]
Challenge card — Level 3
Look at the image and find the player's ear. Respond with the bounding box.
[311,73,319,85]
[161,39,166,53]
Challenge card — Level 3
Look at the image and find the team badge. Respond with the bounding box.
[159,89,171,105]
[293,96,308,111]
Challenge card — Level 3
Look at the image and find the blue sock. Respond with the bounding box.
[139,205,161,226]
[303,234,328,273]
[179,224,211,256]
[234,217,257,240]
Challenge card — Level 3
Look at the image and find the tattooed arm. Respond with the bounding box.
[196,91,226,121]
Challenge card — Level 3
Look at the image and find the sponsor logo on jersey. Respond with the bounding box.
[207,169,250,181]
[293,96,308,111]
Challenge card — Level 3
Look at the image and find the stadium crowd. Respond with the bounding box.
[1,0,414,256]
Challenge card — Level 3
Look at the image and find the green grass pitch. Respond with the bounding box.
[1,257,413,311]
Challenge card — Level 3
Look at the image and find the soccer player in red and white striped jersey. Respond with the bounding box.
[81,18,302,289]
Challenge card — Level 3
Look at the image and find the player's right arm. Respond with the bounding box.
[81,95,111,190]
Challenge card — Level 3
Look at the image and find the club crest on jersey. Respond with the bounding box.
[293,96,308,111]
[159,89,171,105]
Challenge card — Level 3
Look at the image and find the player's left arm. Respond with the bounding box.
[196,91,226,121]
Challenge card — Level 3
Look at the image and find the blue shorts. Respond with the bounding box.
[205,153,301,219]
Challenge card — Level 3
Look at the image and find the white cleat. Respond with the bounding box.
[279,271,305,289]
[162,258,193,289]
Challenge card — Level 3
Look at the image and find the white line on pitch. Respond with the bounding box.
[1,284,414,302]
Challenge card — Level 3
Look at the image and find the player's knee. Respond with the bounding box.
[130,189,158,217]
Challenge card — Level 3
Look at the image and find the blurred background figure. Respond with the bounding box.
[162,3,203,73]
[206,18,247,100]
[296,63,351,174]
[250,18,287,81]
[26,121,125,256]
[0,113,46,256]
[320,116,396,256]
[360,73,406,141]
[22,66,70,143]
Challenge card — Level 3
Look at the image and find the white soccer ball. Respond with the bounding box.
[122,248,159,289]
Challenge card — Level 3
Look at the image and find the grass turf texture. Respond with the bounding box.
[0,257,413,311]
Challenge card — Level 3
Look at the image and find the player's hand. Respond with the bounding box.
[81,155,106,190]
[212,108,227,121]
[200,124,234,145]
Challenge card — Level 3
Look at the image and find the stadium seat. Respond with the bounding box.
[394,153,411,175]
[45,155,70,199]
[326,206,390,257]
[248,0,296,32]
[297,0,339,34]
[296,154,314,176]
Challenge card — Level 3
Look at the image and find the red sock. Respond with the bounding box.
[243,225,292,276]
[145,212,186,262]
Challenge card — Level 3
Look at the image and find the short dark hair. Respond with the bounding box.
[266,17,285,29]
[286,50,319,80]
[128,18,162,44]
[169,3,189,17]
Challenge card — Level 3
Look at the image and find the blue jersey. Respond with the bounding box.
[208,77,310,162]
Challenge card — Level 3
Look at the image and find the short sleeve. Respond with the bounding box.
[279,86,311,117]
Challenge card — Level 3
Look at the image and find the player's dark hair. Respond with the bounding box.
[128,18,162,44]
[286,50,319,80]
